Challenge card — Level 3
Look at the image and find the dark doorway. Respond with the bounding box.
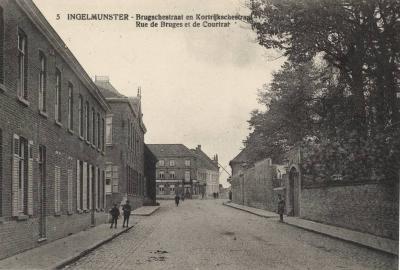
[38,145,47,239]
[289,167,300,216]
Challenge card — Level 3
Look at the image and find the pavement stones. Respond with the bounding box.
[223,201,398,255]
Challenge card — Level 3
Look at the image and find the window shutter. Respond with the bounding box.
[76,160,80,210]
[54,166,61,213]
[67,169,73,213]
[11,134,20,217]
[27,140,34,216]
[94,167,98,209]
[89,165,92,210]
[82,162,87,210]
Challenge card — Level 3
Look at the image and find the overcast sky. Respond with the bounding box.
[34,0,284,187]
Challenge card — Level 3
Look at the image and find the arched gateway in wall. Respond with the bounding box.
[288,167,300,216]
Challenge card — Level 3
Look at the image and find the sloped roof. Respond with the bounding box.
[229,147,252,165]
[95,79,125,98]
[146,144,194,157]
[192,149,218,171]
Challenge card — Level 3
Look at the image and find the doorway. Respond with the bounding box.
[38,145,46,239]
[289,167,300,216]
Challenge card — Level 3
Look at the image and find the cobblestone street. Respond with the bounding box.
[66,200,397,270]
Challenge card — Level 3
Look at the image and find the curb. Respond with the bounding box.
[222,202,278,219]
[132,206,160,216]
[53,225,134,269]
[223,202,398,256]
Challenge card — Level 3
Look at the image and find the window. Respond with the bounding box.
[76,160,83,210]
[68,83,73,130]
[85,102,89,141]
[170,185,175,193]
[185,159,190,166]
[11,136,33,216]
[112,166,118,192]
[38,52,46,112]
[54,166,61,214]
[92,108,96,145]
[101,117,105,151]
[0,7,3,84]
[0,129,2,216]
[105,164,112,194]
[97,113,100,148]
[169,160,175,167]
[18,30,28,100]
[105,115,112,144]
[169,171,175,179]
[159,171,164,179]
[55,69,61,122]
[78,95,83,137]
[158,159,164,166]
[185,171,190,182]
[158,185,164,194]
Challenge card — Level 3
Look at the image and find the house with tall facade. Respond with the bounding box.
[147,144,197,199]
[192,145,220,198]
[0,0,109,259]
[95,77,146,210]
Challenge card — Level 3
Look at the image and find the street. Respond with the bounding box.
[66,200,397,270]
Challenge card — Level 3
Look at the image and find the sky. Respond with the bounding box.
[33,0,284,187]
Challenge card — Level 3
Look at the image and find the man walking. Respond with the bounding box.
[175,194,180,206]
[277,194,285,222]
[122,200,132,228]
[109,203,120,229]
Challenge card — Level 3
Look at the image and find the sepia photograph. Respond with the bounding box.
[0,0,398,269]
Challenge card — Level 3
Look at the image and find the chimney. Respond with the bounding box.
[214,154,218,162]
[95,75,109,83]
[197,145,201,151]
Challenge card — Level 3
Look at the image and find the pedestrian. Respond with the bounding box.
[122,200,132,228]
[109,203,120,229]
[181,193,185,201]
[228,190,232,201]
[277,194,285,222]
[175,194,180,206]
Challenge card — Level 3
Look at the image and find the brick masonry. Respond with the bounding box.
[231,159,277,212]
[300,182,399,240]
[0,0,110,259]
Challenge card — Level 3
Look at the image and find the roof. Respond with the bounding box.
[192,149,218,171]
[95,79,125,99]
[229,147,252,165]
[146,144,194,158]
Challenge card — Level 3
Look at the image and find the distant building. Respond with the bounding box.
[192,145,220,198]
[144,144,158,205]
[229,147,252,176]
[147,144,197,199]
[95,77,146,210]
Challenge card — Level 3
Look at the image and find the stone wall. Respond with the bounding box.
[300,182,399,240]
[231,159,277,212]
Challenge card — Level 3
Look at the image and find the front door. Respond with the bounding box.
[38,145,47,239]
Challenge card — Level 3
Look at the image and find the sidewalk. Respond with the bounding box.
[0,223,133,270]
[132,205,160,216]
[223,201,398,256]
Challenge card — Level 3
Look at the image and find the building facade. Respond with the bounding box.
[192,145,219,198]
[0,0,109,259]
[147,144,197,199]
[95,77,146,210]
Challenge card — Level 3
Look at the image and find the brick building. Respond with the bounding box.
[0,0,109,259]
[192,145,220,198]
[95,77,146,210]
[147,144,197,199]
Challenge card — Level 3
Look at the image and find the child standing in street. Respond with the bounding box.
[277,195,285,222]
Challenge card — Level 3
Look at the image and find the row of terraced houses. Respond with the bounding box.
[0,0,157,259]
